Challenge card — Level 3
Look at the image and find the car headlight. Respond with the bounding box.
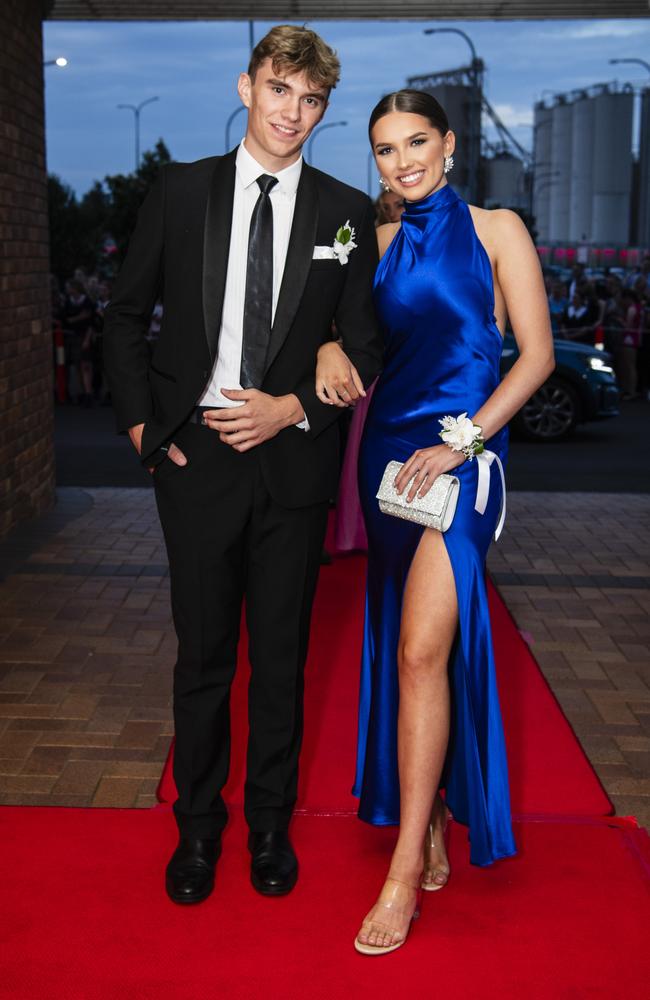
[587,356,614,374]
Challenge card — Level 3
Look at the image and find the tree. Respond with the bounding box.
[79,181,111,257]
[48,175,86,282]
[48,139,173,284]
[103,139,173,262]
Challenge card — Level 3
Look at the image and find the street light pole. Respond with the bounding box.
[424,26,477,64]
[367,149,376,196]
[609,57,650,77]
[223,24,255,154]
[535,180,558,197]
[531,169,560,220]
[305,121,347,165]
[43,57,68,68]
[117,96,159,171]
[424,27,481,203]
[225,105,246,152]
[609,56,650,171]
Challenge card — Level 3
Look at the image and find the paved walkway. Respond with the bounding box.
[0,489,648,827]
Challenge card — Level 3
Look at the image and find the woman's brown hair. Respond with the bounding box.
[369,89,450,141]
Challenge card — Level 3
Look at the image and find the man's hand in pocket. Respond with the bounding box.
[128,423,187,473]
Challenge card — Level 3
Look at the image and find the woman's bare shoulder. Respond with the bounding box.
[376,222,401,259]
[469,206,530,258]
[469,205,527,238]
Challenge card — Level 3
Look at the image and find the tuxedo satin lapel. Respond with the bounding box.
[202,150,237,363]
[265,165,319,375]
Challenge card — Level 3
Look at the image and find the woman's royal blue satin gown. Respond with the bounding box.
[354,183,516,866]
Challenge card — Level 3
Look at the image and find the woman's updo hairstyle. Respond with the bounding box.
[368,89,450,142]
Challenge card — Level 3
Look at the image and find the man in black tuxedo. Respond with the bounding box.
[103,25,382,904]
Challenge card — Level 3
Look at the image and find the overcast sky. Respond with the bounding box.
[43,17,650,197]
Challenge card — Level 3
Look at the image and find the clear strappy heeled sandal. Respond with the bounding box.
[421,796,450,892]
[354,876,423,957]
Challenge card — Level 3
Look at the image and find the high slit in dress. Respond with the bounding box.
[353,183,516,867]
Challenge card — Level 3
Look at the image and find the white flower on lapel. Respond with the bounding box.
[332,220,357,265]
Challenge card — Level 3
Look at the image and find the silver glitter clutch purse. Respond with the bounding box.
[376,460,460,532]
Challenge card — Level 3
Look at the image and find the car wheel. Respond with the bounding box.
[514,378,580,441]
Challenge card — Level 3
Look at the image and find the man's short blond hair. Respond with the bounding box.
[248,24,340,92]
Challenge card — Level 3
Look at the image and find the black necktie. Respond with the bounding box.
[240,174,278,389]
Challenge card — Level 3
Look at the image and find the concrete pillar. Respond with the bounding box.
[0,0,55,538]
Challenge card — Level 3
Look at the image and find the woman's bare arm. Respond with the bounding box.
[395,210,554,499]
[469,209,555,439]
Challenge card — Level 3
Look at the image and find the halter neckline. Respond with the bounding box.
[402,182,458,219]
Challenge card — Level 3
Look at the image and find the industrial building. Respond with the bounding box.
[638,88,650,247]
[532,84,637,245]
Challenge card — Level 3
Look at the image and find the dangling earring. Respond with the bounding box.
[379,175,391,193]
[443,155,454,175]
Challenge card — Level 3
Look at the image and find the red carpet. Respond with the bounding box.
[3,540,647,999]
[157,553,612,819]
[1,806,648,999]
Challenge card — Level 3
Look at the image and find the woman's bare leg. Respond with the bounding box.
[357,528,457,949]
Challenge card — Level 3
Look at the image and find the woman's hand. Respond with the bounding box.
[395,444,465,503]
[316,341,365,407]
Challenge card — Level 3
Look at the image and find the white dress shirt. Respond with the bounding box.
[198,141,308,428]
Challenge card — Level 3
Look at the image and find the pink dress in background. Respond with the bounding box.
[333,380,376,554]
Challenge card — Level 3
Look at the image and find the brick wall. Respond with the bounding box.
[0,0,55,538]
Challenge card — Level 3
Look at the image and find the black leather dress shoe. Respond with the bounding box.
[165,837,221,904]
[248,831,298,896]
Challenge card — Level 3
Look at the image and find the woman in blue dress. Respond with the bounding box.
[317,90,554,956]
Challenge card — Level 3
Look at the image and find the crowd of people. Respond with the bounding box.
[51,246,650,407]
[544,259,650,400]
[50,268,161,407]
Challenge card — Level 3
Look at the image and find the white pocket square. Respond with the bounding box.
[312,246,337,260]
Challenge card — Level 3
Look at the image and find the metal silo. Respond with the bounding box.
[638,87,650,248]
[532,102,553,239]
[484,152,526,209]
[548,98,573,242]
[592,88,634,244]
[569,94,595,242]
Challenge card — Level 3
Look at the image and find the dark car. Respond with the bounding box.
[500,333,619,441]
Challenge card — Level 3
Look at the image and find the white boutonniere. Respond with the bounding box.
[332,220,357,265]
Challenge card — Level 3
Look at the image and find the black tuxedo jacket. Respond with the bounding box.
[103,149,383,508]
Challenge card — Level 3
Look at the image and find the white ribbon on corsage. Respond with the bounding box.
[474,449,506,541]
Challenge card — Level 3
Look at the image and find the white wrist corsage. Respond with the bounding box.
[439,412,484,460]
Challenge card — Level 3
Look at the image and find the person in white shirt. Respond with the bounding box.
[103,24,382,906]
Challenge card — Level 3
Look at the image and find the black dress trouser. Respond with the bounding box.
[153,418,329,837]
